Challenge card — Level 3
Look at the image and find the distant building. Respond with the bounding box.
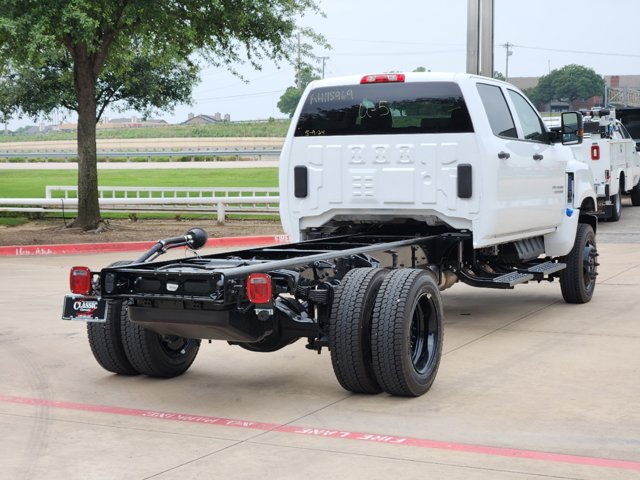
[98,117,167,129]
[57,117,168,132]
[181,113,230,125]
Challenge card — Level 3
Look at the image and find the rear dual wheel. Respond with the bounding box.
[330,268,444,397]
[371,270,444,397]
[87,300,138,375]
[329,268,388,394]
[86,261,200,377]
[120,315,201,378]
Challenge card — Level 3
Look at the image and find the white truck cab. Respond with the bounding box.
[280,72,596,258]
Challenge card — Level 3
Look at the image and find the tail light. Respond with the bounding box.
[246,273,272,304]
[361,73,405,84]
[591,144,600,160]
[70,266,93,295]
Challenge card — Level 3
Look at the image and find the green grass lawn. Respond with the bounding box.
[0,168,279,198]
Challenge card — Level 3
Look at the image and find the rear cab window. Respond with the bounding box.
[294,82,473,136]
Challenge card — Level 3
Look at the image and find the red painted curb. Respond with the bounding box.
[0,234,290,257]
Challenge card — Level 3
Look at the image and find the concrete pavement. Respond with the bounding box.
[0,201,639,479]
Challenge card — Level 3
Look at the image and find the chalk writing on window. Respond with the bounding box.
[309,89,354,105]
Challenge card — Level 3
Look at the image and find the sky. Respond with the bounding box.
[6,0,640,130]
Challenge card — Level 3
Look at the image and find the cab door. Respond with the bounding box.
[477,83,566,237]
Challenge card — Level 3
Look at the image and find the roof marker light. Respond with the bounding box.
[361,73,405,84]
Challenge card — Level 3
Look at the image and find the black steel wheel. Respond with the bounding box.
[560,223,598,304]
[121,310,200,378]
[329,268,389,394]
[87,300,139,375]
[370,269,443,397]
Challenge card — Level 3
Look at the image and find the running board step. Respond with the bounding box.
[492,272,534,287]
[522,261,566,279]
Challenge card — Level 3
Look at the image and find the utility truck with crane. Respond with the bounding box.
[576,109,640,221]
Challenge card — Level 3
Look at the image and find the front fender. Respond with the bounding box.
[545,162,597,257]
[567,159,596,213]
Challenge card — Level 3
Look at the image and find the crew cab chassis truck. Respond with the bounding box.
[64,73,599,397]
[577,109,640,221]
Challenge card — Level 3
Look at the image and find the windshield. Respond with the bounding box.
[294,82,473,137]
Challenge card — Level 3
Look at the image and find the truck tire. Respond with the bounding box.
[559,223,598,304]
[370,269,443,397]
[329,268,388,394]
[609,192,622,222]
[87,300,139,375]
[86,260,138,375]
[631,185,640,206]
[120,311,200,378]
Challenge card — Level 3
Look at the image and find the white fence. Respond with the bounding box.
[1,186,280,224]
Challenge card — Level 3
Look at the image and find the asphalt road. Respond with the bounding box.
[0,202,639,479]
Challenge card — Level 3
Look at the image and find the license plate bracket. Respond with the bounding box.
[62,295,108,322]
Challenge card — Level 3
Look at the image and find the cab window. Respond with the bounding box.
[507,90,548,143]
[294,82,473,136]
[477,83,517,138]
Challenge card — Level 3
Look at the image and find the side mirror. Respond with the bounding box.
[561,111,583,145]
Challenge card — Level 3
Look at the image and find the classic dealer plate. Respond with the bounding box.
[62,295,108,322]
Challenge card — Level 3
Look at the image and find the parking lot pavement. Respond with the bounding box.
[1,211,639,479]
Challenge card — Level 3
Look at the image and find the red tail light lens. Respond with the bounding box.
[70,266,92,295]
[246,273,272,304]
[591,144,600,160]
[361,73,405,84]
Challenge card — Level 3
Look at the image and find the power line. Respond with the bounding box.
[193,89,285,103]
[331,48,465,57]
[512,44,640,58]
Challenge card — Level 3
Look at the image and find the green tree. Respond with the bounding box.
[0,0,322,230]
[277,67,319,118]
[527,64,605,105]
[493,71,506,81]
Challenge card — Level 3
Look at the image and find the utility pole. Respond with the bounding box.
[504,42,513,81]
[296,33,301,89]
[319,56,329,79]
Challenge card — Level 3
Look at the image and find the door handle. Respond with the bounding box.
[533,154,543,161]
[498,151,510,159]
